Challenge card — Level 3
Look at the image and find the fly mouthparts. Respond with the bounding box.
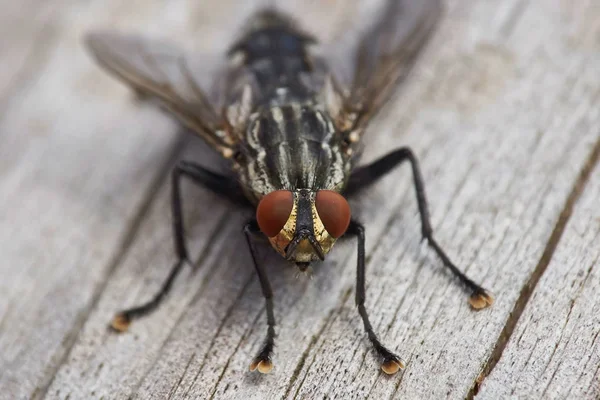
[294,263,314,280]
[295,262,310,271]
[284,229,325,261]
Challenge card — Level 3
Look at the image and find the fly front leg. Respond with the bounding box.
[346,220,404,375]
[111,160,249,332]
[244,220,276,374]
[345,147,494,309]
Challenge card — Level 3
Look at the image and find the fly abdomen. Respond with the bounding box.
[229,10,315,104]
[237,27,309,63]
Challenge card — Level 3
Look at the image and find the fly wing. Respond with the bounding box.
[85,31,236,158]
[324,0,442,135]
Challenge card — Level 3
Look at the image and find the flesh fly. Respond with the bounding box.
[86,0,493,375]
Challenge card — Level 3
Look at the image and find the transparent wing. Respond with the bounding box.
[85,31,236,157]
[323,0,442,134]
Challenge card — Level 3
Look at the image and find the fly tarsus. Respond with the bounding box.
[358,304,406,375]
[468,288,495,310]
[249,324,275,374]
[110,258,188,332]
[110,160,247,332]
[346,147,494,309]
[425,234,495,309]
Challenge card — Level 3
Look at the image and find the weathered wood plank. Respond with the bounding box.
[38,1,600,400]
[2,0,600,399]
[477,146,600,399]
[0,0,222,397]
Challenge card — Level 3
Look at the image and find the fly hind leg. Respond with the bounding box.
[345,147,494,309]
[111,160,250,332]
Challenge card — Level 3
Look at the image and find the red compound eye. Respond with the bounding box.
[315,190,351,238]
[256,190,294,237]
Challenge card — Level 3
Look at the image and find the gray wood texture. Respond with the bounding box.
[1,1,599,399]
[478,142,600,399]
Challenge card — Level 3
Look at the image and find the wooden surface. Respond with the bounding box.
[1,1,599,399]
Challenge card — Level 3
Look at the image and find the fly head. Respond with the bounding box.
[256,189,351,265]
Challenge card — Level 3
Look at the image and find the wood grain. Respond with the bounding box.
[1,1,599,399]
[477,145,600,399]
[0,1,189,397]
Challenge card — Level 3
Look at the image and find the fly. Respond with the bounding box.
[86,0,493,375]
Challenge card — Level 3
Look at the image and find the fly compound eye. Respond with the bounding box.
[256,190,294,237]
[315,190,351,238]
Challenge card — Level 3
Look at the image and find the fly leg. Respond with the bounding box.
[346,220,404,375]
[244,220,276,374]
[111,160,249,332]
[345,147,494,309]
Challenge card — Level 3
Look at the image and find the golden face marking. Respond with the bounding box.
[267,198,298,257]
[267,191,338,263]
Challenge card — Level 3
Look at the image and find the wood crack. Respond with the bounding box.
[568,329,600,397]
[287,287,353,400]
[206,302,265,400]
[166,353,195,400]
[548,252,600,398]
[467,135,600,399]
[183,271,257,398]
